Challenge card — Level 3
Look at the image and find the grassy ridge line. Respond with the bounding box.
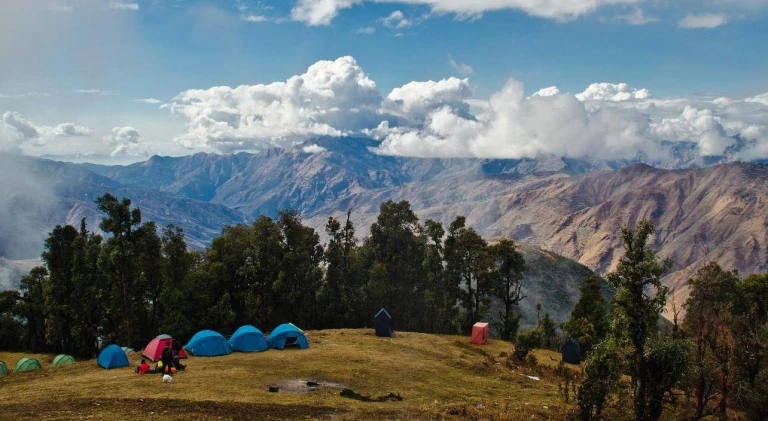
[0,329,572,420]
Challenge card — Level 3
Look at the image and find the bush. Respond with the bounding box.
[513,327,545,361]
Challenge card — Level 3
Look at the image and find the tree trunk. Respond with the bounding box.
[634,349,647,421]
[718,357,728,421]
[693,340,706,420]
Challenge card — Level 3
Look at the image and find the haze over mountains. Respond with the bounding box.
[2,136,767,308]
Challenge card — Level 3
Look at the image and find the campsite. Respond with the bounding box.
[0,329,569,420]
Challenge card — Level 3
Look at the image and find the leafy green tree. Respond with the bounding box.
[363,200,426,330]
[578,340,622,421]
[683,262,739,420]
[564,275,609,354]
[445,216,492,333]
[605,219,671,421]
[0,290,25,351]
[422,219,457,333]
[487,239,526,340]
[41,224,79,352]
[540,311,557,348]
[645,334,691,421]
[68,218,104,358]
[274,209,324,328]
[512,327,544,361]
[18,266,49,352]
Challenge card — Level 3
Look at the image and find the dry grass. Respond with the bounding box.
[0,330,575,420]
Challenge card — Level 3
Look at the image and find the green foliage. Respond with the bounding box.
[487,239,526,340]
[564,275,608,354]
[605,219,671,421]
[513,327,544,361]
[577,340,622,421]
[540,311,557,348]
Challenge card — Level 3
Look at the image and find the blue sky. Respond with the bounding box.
[1,0,768,162]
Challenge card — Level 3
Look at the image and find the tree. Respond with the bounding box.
[578,340,622,421]
[423,219,458,333]
[564,275,609,354]
[41,224,79,352]
[445,216,492,333]
[488,239,526,340]
[364,200,426,330]
[605,219,671,421]
[540,311,557,348]
[18,267,49,352]
[0,290,25,351]
[683,263,739,421]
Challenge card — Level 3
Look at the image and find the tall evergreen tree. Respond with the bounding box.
[487,239,526,340]
[564,275,609,354]
[445,216,492,333]
[605,220,672,421]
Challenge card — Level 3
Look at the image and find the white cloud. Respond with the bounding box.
[243,15,269,22]
[449,56,474,76]
[0,92,50,99]
[382,10,412,28]
[75,89,114,96]
[356,26,376,34]
[678,13,728,29]
[385,77,472,123]
[167,56,768,161]
[168,56,382,151]
[745,92,768,106]
[576,82,652,101]
[291,0,360,26]
[531,86,561,97]
[51,123,93,137]
[0,111,93,152]
[134,98,162,104]
[290,0,642,26]
[302,144,328,153]
[108,2,139,11]
[105,126,141,157]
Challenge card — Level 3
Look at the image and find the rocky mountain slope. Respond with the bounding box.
[83,138,768,307]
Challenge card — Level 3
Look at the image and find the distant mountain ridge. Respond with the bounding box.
[80,137,768,310]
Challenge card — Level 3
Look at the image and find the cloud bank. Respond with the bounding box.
[167,56,768,161]
[0,111,93,152]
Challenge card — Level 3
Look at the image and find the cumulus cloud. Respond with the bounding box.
[167,55,768,161]
[678,13,728,29]
[576,82,652,101]
[290,0,642,26]
[302,144,328,154]
[449,56,474,76]
[168,56,385,152]
[291,0,360,26]
[51,123,93,137]
[0,111,93,152]
[356,26,376,34]
[385,77,473,123]
[381,10,412,28]
[105,126,141,157]
[531,86,561,98]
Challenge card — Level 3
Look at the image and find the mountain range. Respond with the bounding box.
[2,136,767,315]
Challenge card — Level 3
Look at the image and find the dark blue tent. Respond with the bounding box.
[229,325,269,352]
[562,338,581,365]
[268,323,308,350]
[97,344,130,369]
[185,330,232,357]
[374,308,394,337]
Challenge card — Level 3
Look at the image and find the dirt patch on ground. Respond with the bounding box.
[272,378,346,393]
[0,397,343,421]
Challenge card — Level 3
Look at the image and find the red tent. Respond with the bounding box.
[142,334,188,362]
[470,322,489,345]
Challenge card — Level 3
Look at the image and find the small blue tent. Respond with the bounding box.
[268,323,308,350]
[185,330,232,357]
[374,308,394,337]
[230,325,269,352]
[98,344,130,369]
[562,338,581,365]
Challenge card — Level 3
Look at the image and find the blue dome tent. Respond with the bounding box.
[268,323,308,350]
[185,330,232,357]
[561,338,581,365]
[229,325,269,352]
[98,344,130,369]
[374,308,394,337]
